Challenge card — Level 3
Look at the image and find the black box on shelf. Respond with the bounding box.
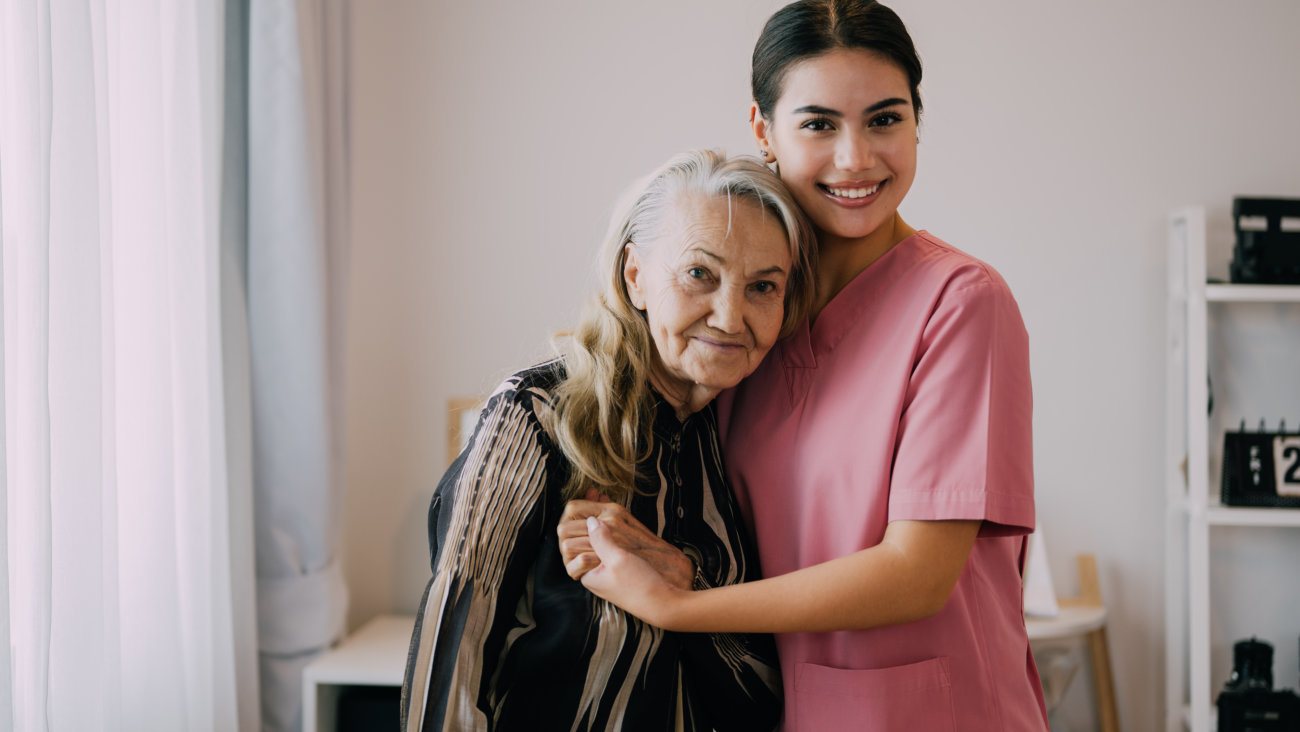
[1231,198,1300,285]
[1216,688,1300,731]
[1222,427,1300,508]
[1216,638,1300,731]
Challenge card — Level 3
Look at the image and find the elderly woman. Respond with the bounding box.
[400,148,816,732]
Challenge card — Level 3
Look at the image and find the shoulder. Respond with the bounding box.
[903,231,1017,299]
[881,233,1025,331]
[887,234,1029,353]
[490,359,566,402]
[475,359,566,443]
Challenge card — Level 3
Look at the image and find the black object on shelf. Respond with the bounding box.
[1216,638,1300,732]
[336,685,400,732]
[1222,420,1300,508]
[1227,638,1276,692]
[1231,197,1300,285]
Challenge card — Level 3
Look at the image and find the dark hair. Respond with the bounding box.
[752,0,923,122]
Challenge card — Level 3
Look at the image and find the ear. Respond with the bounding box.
[623,244,647,311]
[750,102,773,160]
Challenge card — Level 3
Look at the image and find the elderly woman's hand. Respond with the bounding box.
[578,516,691,629]
[557,489,695,591]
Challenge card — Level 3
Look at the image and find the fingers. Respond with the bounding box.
[586,516,616,555]
[570,513,664,554]
[557,517,592,542]
[565,513,619,583]
[560,536,593,555]
[557,499,639,557]
[565,550,600,581]
[560,499,613,524]
[579,517,674,622]
[557,498,692,590]
[566,517,618,579]
[557,501,618,570]
[558,534,593,575]
[561,491,616,525]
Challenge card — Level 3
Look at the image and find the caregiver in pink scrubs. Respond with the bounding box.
[560,0,1048,729]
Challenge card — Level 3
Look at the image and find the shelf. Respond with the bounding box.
[1164,207,1300,732]
[1206,505,1300,527]
[1205,283,1300,302]
[1172,498,1300,527]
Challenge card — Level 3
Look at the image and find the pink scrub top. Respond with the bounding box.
[720,231,1048,731]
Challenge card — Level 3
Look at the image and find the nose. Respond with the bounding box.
[707,286,745,335]
[834,131,874,172]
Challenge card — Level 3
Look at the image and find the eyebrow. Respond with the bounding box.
[792,98,910,117]
[688,248,787,276]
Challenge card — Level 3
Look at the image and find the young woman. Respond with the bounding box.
[400,149,816,732]
[560,2,1048,729]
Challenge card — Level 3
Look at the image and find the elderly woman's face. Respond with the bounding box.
[624,193,792,403]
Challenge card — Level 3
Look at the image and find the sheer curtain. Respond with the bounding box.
[2,1,351,730]
[0,2,258,730]
[245,1,352,730]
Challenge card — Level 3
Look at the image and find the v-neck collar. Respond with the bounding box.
[783,230,926,369]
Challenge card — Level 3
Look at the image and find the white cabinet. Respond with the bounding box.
[1165,207,1300,732]
[303,614,415,732]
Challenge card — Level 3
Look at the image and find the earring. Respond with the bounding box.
[759,147,771,161]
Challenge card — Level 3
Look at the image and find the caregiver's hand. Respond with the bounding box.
[579,516,689,627]
[557,489,694,591]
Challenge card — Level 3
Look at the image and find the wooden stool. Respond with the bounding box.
[1025,554,1121,732]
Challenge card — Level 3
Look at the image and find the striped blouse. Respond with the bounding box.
[400,360,781,731]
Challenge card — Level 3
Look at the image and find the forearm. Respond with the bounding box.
[403,573,498,730]
[648,520,981,633]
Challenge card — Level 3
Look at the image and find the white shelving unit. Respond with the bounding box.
[1165,207,1300,732]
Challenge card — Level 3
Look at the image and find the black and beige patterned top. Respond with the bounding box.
[400,360,781,731]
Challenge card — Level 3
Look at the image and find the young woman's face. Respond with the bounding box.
[754,48,917,244]
[624,193,792,401]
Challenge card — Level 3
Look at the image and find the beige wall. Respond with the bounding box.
[345,2,1300,729]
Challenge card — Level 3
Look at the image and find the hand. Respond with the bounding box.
[580,516,688,627]
[556,489,694,590]
[556,489,611,579]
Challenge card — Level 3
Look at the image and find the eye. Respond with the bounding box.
[869,111,905,128]
[751,281,780,295]
[799,116,834,132]
[688,266,708,279]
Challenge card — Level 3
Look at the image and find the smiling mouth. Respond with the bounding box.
[820,182,881,199]
[696,337,746,352]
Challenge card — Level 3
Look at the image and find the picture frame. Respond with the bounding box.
[446,396,485,467]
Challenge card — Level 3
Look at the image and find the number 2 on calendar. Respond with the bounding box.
[1276,436,1300,497]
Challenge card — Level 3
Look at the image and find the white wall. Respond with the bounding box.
[345,2,1300,729]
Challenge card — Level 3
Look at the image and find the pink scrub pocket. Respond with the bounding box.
[794,656,956,731]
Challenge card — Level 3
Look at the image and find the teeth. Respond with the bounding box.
[827,183,880,199]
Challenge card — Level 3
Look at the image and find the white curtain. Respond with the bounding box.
[0,1,259,730]
[244,1,352,730]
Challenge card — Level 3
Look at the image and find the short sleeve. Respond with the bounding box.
[888,270,1034,536]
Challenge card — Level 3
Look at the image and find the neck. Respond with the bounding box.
[811,213,917,319]
[647,367,717,421]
